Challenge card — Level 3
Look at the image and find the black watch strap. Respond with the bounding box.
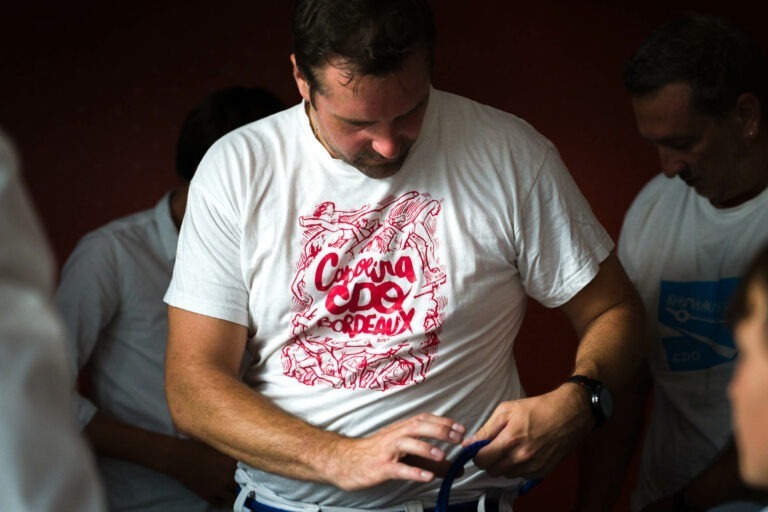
[566,374,612,428]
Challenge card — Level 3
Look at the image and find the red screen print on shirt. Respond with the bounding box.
[283,191,446,391]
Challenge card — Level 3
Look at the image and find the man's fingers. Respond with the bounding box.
[463,411,506,448]
[393,436,449,462]
[390,460,436,482]
[471,435,525,473]
[385,414,465,450]
[407,413,466,441]
[331,413,467,489]
[400,455,456,478]
[474,421,555,477]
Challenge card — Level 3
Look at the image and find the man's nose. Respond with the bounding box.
[659,148,687,177]
[371,125,402,160]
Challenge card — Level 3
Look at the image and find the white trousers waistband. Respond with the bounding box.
[234,469,515,512]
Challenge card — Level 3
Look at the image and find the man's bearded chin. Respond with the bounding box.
[348,144,413,179]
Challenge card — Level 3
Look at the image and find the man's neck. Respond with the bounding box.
[305,101,338,159]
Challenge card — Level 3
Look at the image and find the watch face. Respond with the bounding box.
[599,386,614,419]
[568,375,613,425]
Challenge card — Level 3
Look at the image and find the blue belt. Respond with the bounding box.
[243,498,496,512]
[242,498,496,512]
[243,440,537,512]
[436,440,540,512]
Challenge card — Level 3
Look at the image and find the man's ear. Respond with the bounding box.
[290,54,311,104]
[736,92,761,138]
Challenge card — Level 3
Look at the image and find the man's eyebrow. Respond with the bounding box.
[336,116,375,126]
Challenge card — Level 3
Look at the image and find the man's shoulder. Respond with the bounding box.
[626,174,687,216]
[194,102,304,180]
[432,88,555,160]
[635,173,675,196]
[436,89,544,132]
[214,102,303,147]
[618,175,686,261]
[76,204,160,253]
[61,204,170,283]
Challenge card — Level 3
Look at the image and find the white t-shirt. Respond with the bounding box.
[706,502,766,511]
[166,87,614,508]
[619,174,768,511]
[55,195,229,512]
[0,130,106,512]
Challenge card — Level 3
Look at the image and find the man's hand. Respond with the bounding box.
[463,384,592,479]
[164,438,239,508]
[325,413,465,491]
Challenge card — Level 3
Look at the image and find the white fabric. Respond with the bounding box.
[0,130,106,511]
[166,87,613,508]
[234,469,517,512]
[55,195,225,511]
[706,502,766,512]
[619,174,768,511]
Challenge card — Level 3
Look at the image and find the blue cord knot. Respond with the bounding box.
[434,439,541,512]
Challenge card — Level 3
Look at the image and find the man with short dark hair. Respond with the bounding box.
[579,13,768,512]
[165,1,646,510]
[55,86,284,512]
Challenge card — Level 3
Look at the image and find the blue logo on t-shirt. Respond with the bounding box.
[658,278,739,371]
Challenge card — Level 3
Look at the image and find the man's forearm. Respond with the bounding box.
[167,363,470,491]
[554,254,649,509]
[560,254,647,398]
[571,293,647,395]
[164,306,349,485]
[165,307,465,491]
[465,258,648,482]
[166,361,345,485]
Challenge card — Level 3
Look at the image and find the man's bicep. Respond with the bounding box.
[559,252,642,337]
[167,306,248,378]
[557,252,647,392]
[166,306,248,436]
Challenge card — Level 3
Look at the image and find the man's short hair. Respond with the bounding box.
[624,13,768,119]
[291,0,436,96]
[175,86,285,181]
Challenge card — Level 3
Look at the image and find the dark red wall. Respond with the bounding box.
[2,1,767,510]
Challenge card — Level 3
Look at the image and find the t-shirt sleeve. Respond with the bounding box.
[164,140,250,327]
[515,146,614,308]
[54,233,120,428]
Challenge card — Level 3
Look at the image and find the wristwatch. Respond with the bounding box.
[566,375,613,428]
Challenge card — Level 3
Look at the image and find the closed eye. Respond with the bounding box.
[659,137,697,151]
[336,94,429,128]
[346,120,375,128]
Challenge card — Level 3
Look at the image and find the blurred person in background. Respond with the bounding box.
[578,13,768,512]
[0,128,106,512]
[54,87,285,511]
